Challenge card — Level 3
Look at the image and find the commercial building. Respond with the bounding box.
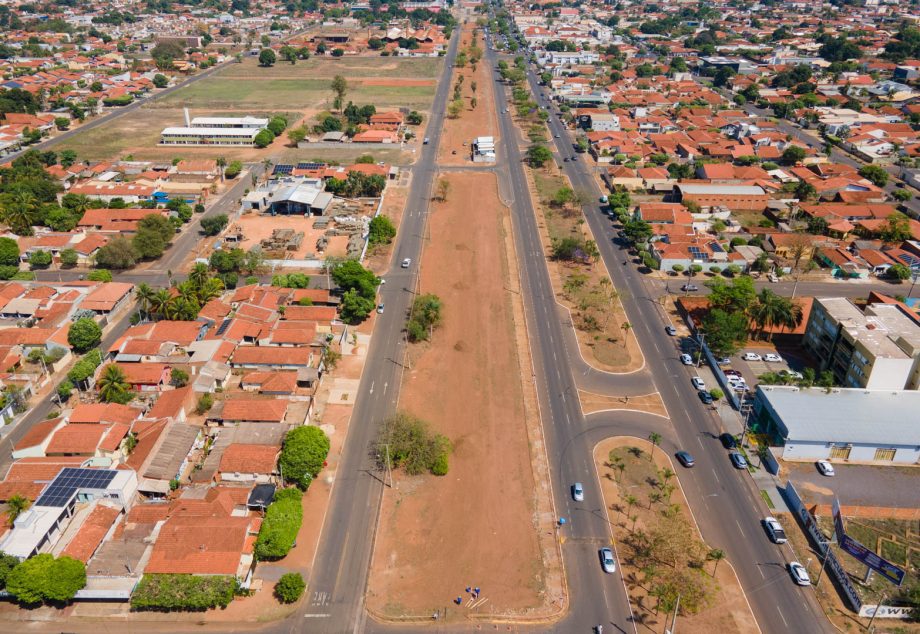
[753,386,920,465]
[160,111,268,146]
[802,297,920,390]
[472,136,496,163]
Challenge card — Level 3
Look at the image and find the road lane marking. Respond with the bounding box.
[369,381,374,394]
[304,614,331,618]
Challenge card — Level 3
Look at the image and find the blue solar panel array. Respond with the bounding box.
[35,468,118,508]
[896,253,920,269]
[216,318,232,336]
[272,164,294,176]
[296,162,325,170]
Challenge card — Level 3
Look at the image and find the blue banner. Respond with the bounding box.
[839,535,906,586]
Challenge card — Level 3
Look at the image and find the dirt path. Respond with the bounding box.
[366,171,551,621]
[438,26,498,166]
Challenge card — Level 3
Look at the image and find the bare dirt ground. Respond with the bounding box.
[595,437,758,634]
[367,171,555,621]
[438,27,499,166]
[579,390,667,418]
[364,177,410,276]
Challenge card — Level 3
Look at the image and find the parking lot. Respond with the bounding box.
[785,461,920,509]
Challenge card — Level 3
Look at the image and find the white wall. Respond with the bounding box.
[782,441,920,464]
[864,356,914,390]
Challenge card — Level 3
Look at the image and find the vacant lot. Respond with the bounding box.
[367,171,550,620]
[54,55,441,162]
[596,438,757,634]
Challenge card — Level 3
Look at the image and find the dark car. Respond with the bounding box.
[681,284,699,292]
[675,451,695,468]
[698,391,713,405]
[719,433,737,449]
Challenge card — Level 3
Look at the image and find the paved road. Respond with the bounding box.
[284,31,461,633]
[525,66,836,634]
[483,39,636,634]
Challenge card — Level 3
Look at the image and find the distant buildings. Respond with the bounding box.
[160,111,269,146]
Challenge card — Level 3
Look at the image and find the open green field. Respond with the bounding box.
[53,55,441,162]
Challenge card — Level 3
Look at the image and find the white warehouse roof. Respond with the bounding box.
[161,127,261,137]
[757,386,920,446]
[190,116,268,128]
[676,184,766,196]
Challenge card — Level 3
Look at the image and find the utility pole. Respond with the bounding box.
[696,333,706,368]
[866,593,886,633]
[384,443,393,489]
[815,538,833,586]
[666,593,680,634]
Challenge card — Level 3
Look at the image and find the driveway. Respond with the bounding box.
[785,461,920,509]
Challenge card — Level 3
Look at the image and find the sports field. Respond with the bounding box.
[54,55,442,162]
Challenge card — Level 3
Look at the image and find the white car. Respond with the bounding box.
[572,482,584,501]
[680,353,693,365]
[788,561,811,586]
[764,353,783,363]
[816,460,835,477]
[401,258,411,268]
[599,547,616,574]
[762,516,788,544]
[742,352,763,361]
[691,377,706,391]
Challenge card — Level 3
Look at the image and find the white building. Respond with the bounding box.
[472,136,496,163]
[754,386,920,465]
[0,468,137,559]
[159,110,268,146]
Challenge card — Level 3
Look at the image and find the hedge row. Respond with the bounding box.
[130,574,236,611]
[253,488,303,561]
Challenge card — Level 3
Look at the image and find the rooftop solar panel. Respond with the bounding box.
[216,318,232,336]
[296,162,325,170]
[272,164,294,175]
[35,468,118,508]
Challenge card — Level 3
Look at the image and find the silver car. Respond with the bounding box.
[599,547,616,574]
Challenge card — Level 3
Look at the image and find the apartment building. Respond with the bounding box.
[802,297,920,390]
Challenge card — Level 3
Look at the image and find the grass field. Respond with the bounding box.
[54,55,442,161]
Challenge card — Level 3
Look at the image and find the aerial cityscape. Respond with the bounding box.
[0,0,918,631]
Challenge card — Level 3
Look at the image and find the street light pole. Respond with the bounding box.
[815,538,833,586]
[866,593,886,633]
[696,333,706,368]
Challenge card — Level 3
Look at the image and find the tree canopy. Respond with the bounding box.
[67,318,102,352]
[5,554,86,604]
[279,426,330,490]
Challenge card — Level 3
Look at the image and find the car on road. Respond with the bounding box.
[681,283,699,292]
[788,562,811,586]
[376,303,385,314]
[691,376,706,391]
[599,547,616,574]
[764,353,783,363]
[762,516,788,544]
[680,353,693,365]
[676,451,695,468]
[563,157,569,162]
[599,195,609,204]
[401,258,411,268]
[716,357,731,365]
[724,369,742,378]
[779,369,804,380]
[423,137,430,144]
[816,460,835,477]
[698,390,713,405]
[729,451,748,469]
[665,325,677,336]
[572,482,584,501]
[571,156,578,161]
[719,433,738,449]
[742,352,763,361]
[554,133,560,138]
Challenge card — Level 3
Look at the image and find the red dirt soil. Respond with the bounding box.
[366,171,547,620]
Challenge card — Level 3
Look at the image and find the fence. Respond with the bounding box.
[782,482,862,612]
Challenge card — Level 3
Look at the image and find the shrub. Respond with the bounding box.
[254,488,303,560]
[377,412,451,476]
[195,393,213,414]
[275,573,305,603]
[254,129,275,148]
[224,161,243,179]
[279,426,330,490]
[67,349,103,387]
[130,574,236,611]
[368,215,396,246]
[87,269,113,282]
[200,214,228,236]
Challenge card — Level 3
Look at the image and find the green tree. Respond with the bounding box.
[275,572,305,603]
[224,160,243,179]
[27,250,51,269]
[6,495,30,526]
[0,553,19,589]
[287,126,307,146]
[67,318,101,352]
[623,218,653,245]
[258,48,276,66]
[702,308,749,357]
[880,211,912,243]
[254,488,303,560]
[526,144,552,167]
[97,364,132,404]
[279,425,330,490]
[44,206,78,232]
[0,237,20,266]
[377,412,451,476]
[330,75,348,112]
[368,215,396,246]
[858,164,888,188]
[331,260,378,300]
[200,214,228,236]
[647,432,661,461]
[781,145,806,165]
[888,263,911,280]
[170,368,189,387]
[5,554,86,604]
[254,128,275,148]
[339,288,375,323]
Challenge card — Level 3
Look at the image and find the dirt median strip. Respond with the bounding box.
[366,170,558,621]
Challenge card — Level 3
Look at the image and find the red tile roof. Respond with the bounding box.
[61,504,120,562]
[218,444,278,475]
[219,399,288,423]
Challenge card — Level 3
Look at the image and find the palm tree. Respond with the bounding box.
[771,297,804,341]
[0,188,39,235]
[97,364,131,404]
[216,156,227,182]
[624,494,638,524]
[134,283,155,322]
[708,548,726,576]
[647,432,661,461]
[188,262,209,290]
[196,277,225,305]
[621,321,632,347]
[7,495,30,526]
[150,288,173,320]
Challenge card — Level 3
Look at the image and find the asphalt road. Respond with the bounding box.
[526,67,836,634]
[484,40,636,634]
[281,31,462,634]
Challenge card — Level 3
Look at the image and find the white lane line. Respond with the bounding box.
[369,381,374,394]
[779,611,788,627]
[736,519,744,533]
